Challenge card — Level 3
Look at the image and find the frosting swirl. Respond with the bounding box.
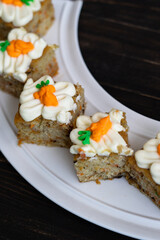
[19,75,77,124]
[0,28,46,82]
[70,109,133,157]
[0,0,44,27]
[135,133,160,185]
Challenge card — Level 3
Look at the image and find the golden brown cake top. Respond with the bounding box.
[70,109,133,158]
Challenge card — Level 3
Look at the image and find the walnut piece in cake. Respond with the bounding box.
[126,133,160,208]
[0,28,58,97]
[14,75,85,147]
[0,0,54,39]
[70,109,133,182]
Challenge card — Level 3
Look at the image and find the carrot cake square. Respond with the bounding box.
[126,133,160,208]
[70,109,133,182]
[14,75,85,147]
[0,27,58,97]
[0,0,54,39]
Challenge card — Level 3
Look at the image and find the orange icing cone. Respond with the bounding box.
[87,116,112,142]
[2,0,23,7]
[7,40,34,58]
[34,85,58,107]
[157,144,160,155]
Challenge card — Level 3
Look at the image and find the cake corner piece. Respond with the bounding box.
[0,28,58,97]
[69,109,133,182]
[14,75,85,147]
[125,132,160,208]
[0,0,54,40]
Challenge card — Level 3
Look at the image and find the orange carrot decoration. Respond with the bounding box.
[87,116,112,142]
[2,0,23,7]
[157,144,160,155]
[34,84,58,107]
[7,40,34,58]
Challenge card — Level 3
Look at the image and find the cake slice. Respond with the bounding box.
[70,109,133,182]
[0,27,58,97]
[0,0,54,39]
[126,133,160,208]
[14,75,85,147]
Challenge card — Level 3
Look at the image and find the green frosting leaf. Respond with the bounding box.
[41,81,45,87]
[36,80,50,89]
[36,84,41,89]
[21,0,34,6]
[0,40,10,52]
[45,80,50,85]
[78,130,91,145]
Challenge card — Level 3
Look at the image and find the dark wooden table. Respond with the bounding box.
[0,1,160,239]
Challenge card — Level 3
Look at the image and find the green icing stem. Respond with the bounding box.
[0,40,10,52]
[36,80,50,89]
[21,0,34,6]
[78,130,91,145]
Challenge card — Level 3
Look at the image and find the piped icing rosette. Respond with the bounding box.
[0,0,44,27]
[0,28,46,82]
[135,133,160,185]
[70,109,133,157]
[19,75,77,124]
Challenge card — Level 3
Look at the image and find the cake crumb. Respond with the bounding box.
[18,139,23,146]
[96,179,101,184]
[30,124,35,129]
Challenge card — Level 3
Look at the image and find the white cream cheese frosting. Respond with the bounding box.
[70,109,133,157]
[0,28,46,82]
[135,133,160,185]
[0,0,44,27]
[19,75,77,124]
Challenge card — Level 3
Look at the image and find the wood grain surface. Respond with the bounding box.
[0,1,160,240]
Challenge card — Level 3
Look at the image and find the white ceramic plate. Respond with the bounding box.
[0,1,160,239]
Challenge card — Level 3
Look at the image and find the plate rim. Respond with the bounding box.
[0,1,160,240]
